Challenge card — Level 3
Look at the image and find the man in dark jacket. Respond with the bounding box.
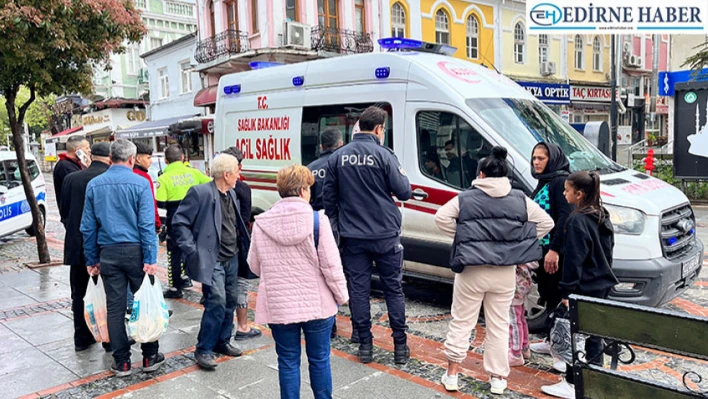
[220,146,261,341]
[307,128,343,211]
[54,135,90,212]
[323,106,412,365]
[133,142,161,231]
[172,153,250,370]
[59,142,111,352]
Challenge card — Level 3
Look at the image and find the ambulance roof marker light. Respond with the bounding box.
[375,67,390,79]
[224,84,241,95]
[249,61,283,70]
[378,37,457,56]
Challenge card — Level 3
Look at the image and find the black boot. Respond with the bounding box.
[330,322,337,339]
[359,343,373,364]
[394,344,410,365]
[350,328,360,344]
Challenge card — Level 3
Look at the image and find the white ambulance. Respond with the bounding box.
[213,39,703,329]
[0,151,47,238]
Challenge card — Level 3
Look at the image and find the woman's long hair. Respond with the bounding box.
[566,171,605,224]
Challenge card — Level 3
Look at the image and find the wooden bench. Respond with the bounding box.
[569,295,708,398]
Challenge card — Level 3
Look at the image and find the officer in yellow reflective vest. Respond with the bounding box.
[157,145,212,298]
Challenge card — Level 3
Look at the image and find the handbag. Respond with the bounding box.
[548,304,572,365]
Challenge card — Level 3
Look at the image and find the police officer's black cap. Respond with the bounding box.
[91,142,111,157]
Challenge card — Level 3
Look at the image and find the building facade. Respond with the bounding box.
[92,0,198,100]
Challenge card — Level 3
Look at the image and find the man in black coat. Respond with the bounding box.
[59,142,111,352]
[54,135,90,213]
[220,146,261,341]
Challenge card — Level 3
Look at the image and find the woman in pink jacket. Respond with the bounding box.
[248,165,349,399]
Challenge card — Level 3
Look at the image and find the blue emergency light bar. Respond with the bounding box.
[224,84,241,94]
[378,37,457,56]
[249,61,283,70]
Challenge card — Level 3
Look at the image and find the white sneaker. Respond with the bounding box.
[530,340,552,355]
[541,380,576,399]
[552,355,567,373]
[440,373,459,391]
[490,377,507,395]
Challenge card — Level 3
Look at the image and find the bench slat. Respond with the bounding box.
[571,296,708,360]
[578,365,704,399]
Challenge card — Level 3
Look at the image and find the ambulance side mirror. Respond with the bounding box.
[0,185,8,195]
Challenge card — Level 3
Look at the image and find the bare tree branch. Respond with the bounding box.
[17,85,36,126]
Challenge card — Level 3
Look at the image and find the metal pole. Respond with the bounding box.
[611,35,618,162]
[651,34,660,139]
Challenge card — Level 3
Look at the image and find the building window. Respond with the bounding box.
[575,35,584,69]
[286,0,299,22]
[134,0,147,9]
[317,0,338,29]
[158,68,169,99]
[514,22,525,64]
[226,0,239,31]
[355,0,365,34]
[150,37,163,50]
[593,36,602,71]
[208,0,216,36]
[392,3,405,38]
[126,46,141,75]
[251,0,259,33]
[538,34,549,64]
[466,15,479,59]
[180,61,192,94]
[435,9,450,45]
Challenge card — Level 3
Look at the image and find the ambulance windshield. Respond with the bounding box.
[466,98,622,173]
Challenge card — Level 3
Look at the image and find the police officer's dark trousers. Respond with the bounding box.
[341,236,407,345]
[166,218,184,289]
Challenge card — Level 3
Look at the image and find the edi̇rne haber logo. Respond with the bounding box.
[527,0,708,34]
[689,97,708,159]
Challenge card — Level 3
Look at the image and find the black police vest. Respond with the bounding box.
[449,188,542,272]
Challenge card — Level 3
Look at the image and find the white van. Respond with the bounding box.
[213,40,703,329]
[0,151,47,238]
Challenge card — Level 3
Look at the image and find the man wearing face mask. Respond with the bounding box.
[323,106,412,365]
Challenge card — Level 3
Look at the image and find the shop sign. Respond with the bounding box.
[571,86,613,102]
[517,82,570,104]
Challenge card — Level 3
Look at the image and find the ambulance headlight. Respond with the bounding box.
[605,205,646,235]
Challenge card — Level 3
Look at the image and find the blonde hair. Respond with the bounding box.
[277,165,314,198]
[211,154,239,178]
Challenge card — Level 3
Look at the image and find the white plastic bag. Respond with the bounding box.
[128,274,170,343]
[84,276,109,342]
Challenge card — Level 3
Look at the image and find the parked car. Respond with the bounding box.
[0,151,47,238]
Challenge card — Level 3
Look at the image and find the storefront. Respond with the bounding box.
[80,108,147,143]
[569,85,612,126]
[115,114,199,155]
[516,81,570,120]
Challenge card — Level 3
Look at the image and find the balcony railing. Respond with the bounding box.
[195,29,250,64]
[311,26,373,54]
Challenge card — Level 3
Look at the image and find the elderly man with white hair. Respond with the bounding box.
[172,153,250,370]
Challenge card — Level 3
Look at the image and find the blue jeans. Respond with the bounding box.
[196,257,239,355]
[270,317,335,399]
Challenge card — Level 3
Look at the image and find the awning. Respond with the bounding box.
[115,114,199,139]
[46,126,84,143]
[194,86,218,107]
[86,126,113,137]
[168,116,214,135]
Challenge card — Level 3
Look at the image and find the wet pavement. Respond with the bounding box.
[0,174,706,399]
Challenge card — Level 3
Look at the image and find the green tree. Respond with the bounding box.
[0,0,145,263]
[682,40,708,78]
[1,88,56,143]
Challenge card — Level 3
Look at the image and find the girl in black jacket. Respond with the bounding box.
[541,171,619,399]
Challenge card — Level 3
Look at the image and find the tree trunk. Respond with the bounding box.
[4,87,51,264]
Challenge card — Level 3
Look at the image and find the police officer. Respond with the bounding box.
[307,127,345,340]
[323,106,412,365]
[157,145,212,298]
